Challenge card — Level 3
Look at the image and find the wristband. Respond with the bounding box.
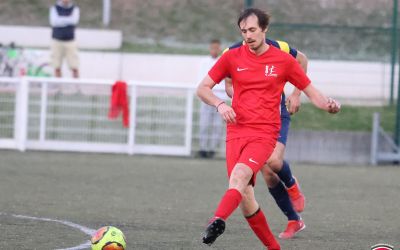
[216,101,225,112]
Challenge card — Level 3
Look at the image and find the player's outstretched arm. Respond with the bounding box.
[196,75,236,123]
[286,51,309,114]
[302,84,341,114]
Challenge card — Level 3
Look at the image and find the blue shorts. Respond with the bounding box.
[278,94,291,146]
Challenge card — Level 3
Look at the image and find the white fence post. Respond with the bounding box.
[39,82,48,142]
[14,77,29,151]
[184,89,194,155]
[127,84,137,155]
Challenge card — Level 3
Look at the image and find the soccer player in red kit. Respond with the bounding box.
[196,8,340,249]
[225,39,308,239]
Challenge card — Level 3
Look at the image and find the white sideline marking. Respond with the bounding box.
[1,213,96,250]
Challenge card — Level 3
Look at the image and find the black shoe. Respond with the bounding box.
[207,151,215,158]
[198,150,208,158]
[202,218,225,246]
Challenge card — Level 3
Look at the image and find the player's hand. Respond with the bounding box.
[217,102,236,123]
[327,97,341,114]
[286,94,301,115]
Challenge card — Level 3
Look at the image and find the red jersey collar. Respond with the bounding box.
[244,42,272,58]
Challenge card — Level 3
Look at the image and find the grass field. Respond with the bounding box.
[1,150,399,249]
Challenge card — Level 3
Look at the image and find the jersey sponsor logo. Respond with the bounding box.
[371,244,394,250]
[237,67,248,72]
[249,158,259,165]
[265,65,278,77]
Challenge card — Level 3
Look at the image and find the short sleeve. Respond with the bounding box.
[208,52,230,84]
[286,57,311,90]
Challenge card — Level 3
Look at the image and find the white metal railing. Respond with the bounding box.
[0,77,199,156]
[0,77,20,149]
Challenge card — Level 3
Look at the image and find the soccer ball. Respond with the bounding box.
[91,226,126,250]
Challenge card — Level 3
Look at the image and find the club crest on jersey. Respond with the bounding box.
[265,65,278,77]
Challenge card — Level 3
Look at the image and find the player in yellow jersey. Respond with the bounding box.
[224,38,307,239]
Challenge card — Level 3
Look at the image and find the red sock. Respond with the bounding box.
[214,189,242,220]
[246,208,280,250]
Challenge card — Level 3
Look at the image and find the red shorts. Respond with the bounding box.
[226,137,276,186]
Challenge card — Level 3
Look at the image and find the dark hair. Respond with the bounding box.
[210,39,221,44]
[237,8,270,31]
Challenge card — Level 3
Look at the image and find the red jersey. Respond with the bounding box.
[208,44,310,140]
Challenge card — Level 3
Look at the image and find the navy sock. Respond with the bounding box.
[277,160,296,188]
[269,182,299,221]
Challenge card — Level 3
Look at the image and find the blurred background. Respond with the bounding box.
[0,0,394,60]
[1,1,400,249]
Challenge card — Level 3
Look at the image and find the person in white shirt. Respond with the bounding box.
[198,39,229,158]
[49,0,80,78]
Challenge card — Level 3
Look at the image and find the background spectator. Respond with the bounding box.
[49,0,80,78]
[197,39,228,158]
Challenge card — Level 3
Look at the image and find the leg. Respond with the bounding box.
[263,145,306,239]
[203,163,252,245]
[198,103,213,158]
[269,113,305,212]
[54,68,62,77]
[269,111,294,186]
[65,40,80,78]
[203,137,275,246]
[50,39,63,78]
[262,161,281,188]
[262,164,299,220]
[208,110,224,158]
[217,163,254,219]
[267,144,305,212]
[240,185,280,250]
[72,68,79,78]
[267,142,295,188]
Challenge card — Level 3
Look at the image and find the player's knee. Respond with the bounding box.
[229,165,253,190]
[267,155,283,172]
[262,167,274,181]
[261,166,280,188]
[231,164,252,180]
[262,165,274,177]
